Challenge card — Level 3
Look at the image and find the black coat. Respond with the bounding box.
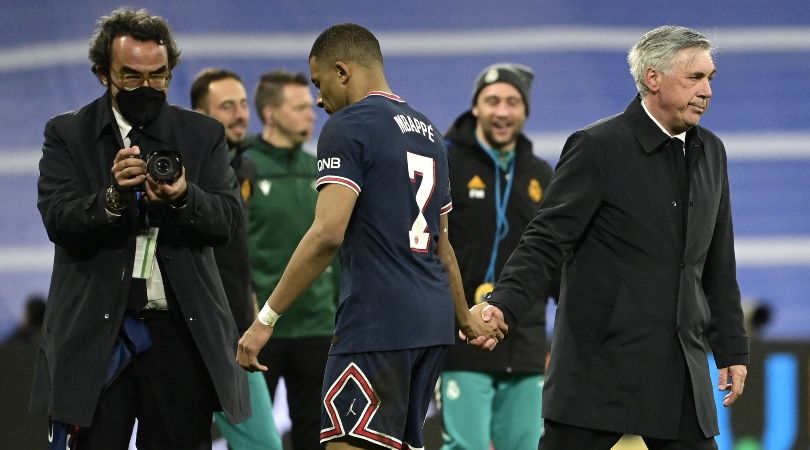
[212,145,256,333]
[30,92,250,426]
[489,97,749,439]
[443,111,556,374]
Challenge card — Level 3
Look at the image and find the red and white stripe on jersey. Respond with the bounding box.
[365,91,404,102]
[440,202,453,215]
[320,362,405,450]
[316,175,361,196]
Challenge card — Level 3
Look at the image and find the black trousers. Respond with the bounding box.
[539,368,717,450]
[75,312,219,450]
[260,336,331,450]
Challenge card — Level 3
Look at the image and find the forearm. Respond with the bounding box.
[439,243,471,331]
[39,174,131,247]
[168,182,242,246]
[38,127,124,244]
[171,133,242,246]
[436,213,471,331]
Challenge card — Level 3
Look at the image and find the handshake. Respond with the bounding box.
[459,302,508,351]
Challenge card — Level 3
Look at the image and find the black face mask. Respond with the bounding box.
[113,85,166,127]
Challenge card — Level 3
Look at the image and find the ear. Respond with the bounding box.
[262,105,274,124]
[335,61,350,85]
[93,65,109,87]
[472,105,479,118]
[644,67,660,94]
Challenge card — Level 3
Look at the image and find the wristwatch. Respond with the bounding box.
[105,185,129,215]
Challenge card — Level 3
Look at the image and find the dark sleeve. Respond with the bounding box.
[37,117,131,249]
[537,158,561,302]
[489,130,603,327]
[167,125,242,247]
[314,117,365,194]
[702,145,750,368]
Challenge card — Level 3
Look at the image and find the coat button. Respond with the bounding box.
[165,255,172,261]
[680,262,685,269]
[672,201,678,207]
[104,313,110,319]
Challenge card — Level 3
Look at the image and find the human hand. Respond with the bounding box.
[458,302,507,351]
[718,364,747,406]
[236,319,274,372]
[111,146,146,190]
[144,166,187,205]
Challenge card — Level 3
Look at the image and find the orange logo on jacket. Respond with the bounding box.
[529,178,543,203]
[241,179,252,201]
[468,175,486,199]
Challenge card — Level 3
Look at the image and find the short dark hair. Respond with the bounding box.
[190,68,243,111]
[88,7,181,77]
[254,70,309,123]
[309,23,383,68]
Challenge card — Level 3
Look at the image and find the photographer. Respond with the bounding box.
[31,8,249,449]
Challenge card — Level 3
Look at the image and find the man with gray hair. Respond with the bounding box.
[468,25,749,448]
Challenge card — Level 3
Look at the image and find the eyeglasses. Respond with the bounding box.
[111,67,172,91]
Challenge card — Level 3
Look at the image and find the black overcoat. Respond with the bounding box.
[30,92,250,426]
[490,97,749,439]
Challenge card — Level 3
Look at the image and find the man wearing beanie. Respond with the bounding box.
[439,63,559,449]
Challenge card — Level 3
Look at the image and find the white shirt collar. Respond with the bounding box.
[111,103,134,147]
[640,97,687,143]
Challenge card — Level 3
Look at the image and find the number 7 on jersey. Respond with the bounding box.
[406,151,436,252]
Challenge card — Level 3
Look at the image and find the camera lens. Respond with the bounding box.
[146,151,182,183]
[155,157,172,176]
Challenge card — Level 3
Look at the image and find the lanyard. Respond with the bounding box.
[482,146,516,284]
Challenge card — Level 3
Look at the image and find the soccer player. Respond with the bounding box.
[236,23,504,450]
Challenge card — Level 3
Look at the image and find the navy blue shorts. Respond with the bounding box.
[319,346,447,449]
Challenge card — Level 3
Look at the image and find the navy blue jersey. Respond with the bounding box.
[315,92,454,354]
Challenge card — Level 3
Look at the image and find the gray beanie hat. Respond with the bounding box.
[471,63,534,115]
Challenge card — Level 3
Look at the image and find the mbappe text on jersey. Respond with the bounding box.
[393,114,435,142]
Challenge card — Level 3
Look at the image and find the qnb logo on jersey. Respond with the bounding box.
[318,157,341,172]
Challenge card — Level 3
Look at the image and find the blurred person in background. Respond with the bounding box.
[439,62,558,450]
[4,293,47,344]
[191,67,282,450]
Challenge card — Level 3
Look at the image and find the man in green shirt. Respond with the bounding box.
[190,67,282,450]
[244,70,337,450]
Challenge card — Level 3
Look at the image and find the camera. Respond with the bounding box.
[145,150,182,183]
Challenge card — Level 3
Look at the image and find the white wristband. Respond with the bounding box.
[258,303,282,327]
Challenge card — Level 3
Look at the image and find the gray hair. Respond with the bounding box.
[627,25,714,96]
